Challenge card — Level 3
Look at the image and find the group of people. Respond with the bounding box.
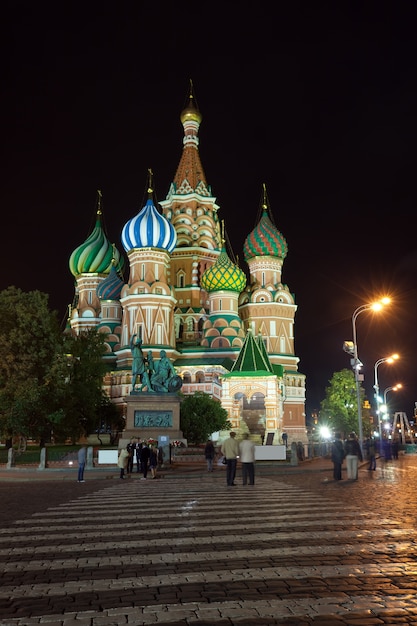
[331,431,364,481]
[331,431,403,482]
[210,431,256,487]
[117,437,162,479]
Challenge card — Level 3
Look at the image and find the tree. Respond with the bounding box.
[55,330,111,443]
[180,392,231,444]
[0,288,118,446]
[95,397,125,445]
[0,287,63,446]
[319,368,368,438]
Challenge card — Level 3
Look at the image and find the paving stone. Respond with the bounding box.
[1,456,417,624]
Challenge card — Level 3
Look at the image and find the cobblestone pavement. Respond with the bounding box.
[1,455,417,625]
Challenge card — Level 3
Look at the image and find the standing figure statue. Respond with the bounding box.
[151,349,182,393]
[130,334,153,392]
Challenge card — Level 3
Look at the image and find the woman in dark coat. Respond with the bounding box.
[331,433,345,481]
[204,439,215,472]
[140,442,150,479]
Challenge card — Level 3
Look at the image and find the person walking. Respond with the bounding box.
[344,432,363,480]
[204,439,215,472]
[239,433,255,485]
[330,433,345,481]
[383,438,392,461]
[140,441,150,479]
[149,445,158,479]
[117,446,130,479]
[221,431,240,487]
[366,436,376,470]
[135,438,143,473]
[77,445,87,482]
[391,438,399,460]
[126,438,135,474]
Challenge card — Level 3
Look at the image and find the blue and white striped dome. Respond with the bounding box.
[121,198,177,253]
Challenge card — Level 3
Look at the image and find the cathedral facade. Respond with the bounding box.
[68,85,307,446]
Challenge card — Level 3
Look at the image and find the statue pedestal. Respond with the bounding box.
[121,393,183,447]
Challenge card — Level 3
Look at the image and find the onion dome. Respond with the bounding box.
[201,241,246,293]
[121,170,177,253]
[243,185,288,262]
[180,84,203,125]
[97,261,124,300]
[69,191,124,277]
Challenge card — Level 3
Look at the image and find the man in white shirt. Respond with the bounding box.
[239,433,255,485]
[221,431,240,486]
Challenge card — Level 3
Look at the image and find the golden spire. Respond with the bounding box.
[262,182,268,211]
[147,168,154,197]
[97,189,102,215]
[181,79,202,124]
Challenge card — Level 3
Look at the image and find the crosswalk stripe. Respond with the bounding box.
[1,475,415,624]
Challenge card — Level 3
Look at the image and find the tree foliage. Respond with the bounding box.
[180,392,231,444]
[319,368,366,437]
[0,287,63,445]
[53,329,119,443]
[0,287,124,446]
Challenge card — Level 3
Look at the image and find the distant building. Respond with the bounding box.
[67,83,307,446]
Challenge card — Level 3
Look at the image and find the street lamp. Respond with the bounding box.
[350,298,391,453]
[383,383,402,406]
[374,354,399,447]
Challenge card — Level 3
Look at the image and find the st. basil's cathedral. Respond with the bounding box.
[67,84,307,447]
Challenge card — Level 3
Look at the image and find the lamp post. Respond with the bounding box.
[381,384,402,438]
[383,383,402,406]
[374,354,399,448]
[350,298,391,453]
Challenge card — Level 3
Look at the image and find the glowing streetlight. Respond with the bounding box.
[374,354,400,445]
[349,297,391,452]
[383,383,402,406]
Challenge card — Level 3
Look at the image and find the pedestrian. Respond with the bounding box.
[204,439,215,472]
[221,431,240,487]
[239,433,255,485]
[126,437,136,474]
[344,432,363,480]
[149,445,158,478]
[135,438,143,473]
[366,436,376,471]
[330,433,345,481]
[117,446,130,479]
[140,441,150,479]
[282,432,288,447]
[77,445,86,482]
[383,438,392,461]
[391,438,399,460]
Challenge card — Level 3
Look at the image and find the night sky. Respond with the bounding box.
[2,3,417,420]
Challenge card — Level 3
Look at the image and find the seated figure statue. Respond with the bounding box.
[151,350,182,393]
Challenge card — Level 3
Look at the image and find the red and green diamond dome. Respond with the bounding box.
[243,206,288,261]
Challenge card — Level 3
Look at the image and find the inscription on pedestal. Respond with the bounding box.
[134,410,173,428]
